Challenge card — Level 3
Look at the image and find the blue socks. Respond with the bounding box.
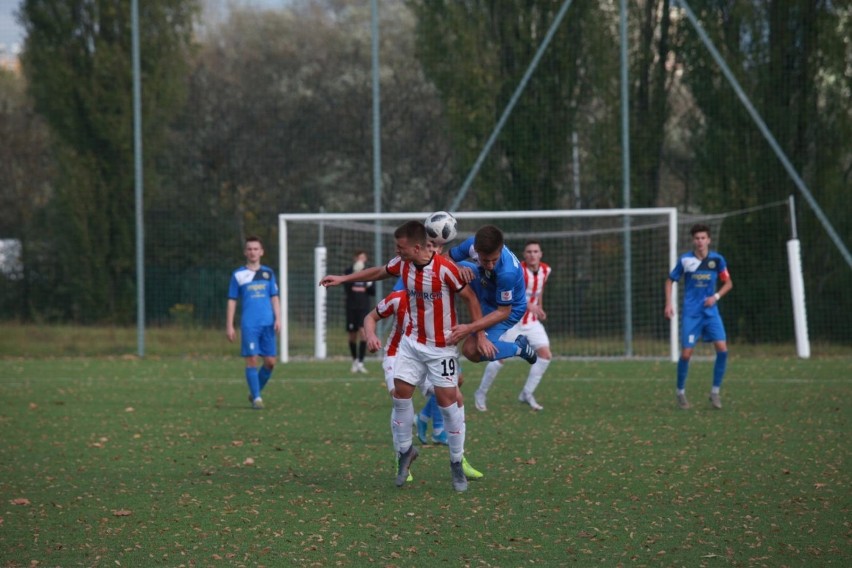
[419,395,434,421]
[713,351,728,388]
[245,367,260,400]
[418,395,444,431]
[259,366,273,390]
[430,395,444,431]
[676,352,727,391]
[676,358,689,391]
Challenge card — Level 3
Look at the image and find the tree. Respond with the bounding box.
[144,0,458,323]
[159,2,455,244]
[19,0,198,323]
[412,1,577,210]
[0,67,54,319]
[677,0,851,341]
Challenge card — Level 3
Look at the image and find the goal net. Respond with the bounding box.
[278,209,680,362]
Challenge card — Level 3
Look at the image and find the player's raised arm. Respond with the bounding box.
[320,264,391,287]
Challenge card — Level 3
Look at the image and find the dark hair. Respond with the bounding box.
[394,220,427,245]
[246,235,263,247]
[524,240,542,250]
[474,225,504,255]
[690,223,711,237]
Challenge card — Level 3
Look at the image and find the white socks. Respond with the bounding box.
[439,403,465,463]
[522,358,550,395]
[478,360,503,395]
[392,397,414,454]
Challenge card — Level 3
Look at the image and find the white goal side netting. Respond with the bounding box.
[278,209,680,361]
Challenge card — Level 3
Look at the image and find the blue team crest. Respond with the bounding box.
[708,260,716,269]
[262,271,270,279]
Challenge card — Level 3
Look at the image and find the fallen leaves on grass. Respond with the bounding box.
[10,498,30,506]
[112,509,132,516]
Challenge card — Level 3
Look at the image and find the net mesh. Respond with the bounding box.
[282,211,677,359]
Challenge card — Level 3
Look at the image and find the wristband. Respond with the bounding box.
[714,293,720,301]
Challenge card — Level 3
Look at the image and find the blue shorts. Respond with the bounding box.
[241,325,277,357]
[459,260,524,340]
[681,313,726,348]
[484,319,515,344]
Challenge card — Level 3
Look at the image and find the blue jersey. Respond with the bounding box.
[228,264,279,327]
[669,251,729,318]
[448,237,527,323]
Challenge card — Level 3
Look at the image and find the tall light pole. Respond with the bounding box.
[132,0,145,357]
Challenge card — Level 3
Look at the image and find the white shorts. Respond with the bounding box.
[500,320,550,350]
[394,335,460,390]
[384,354,434,397]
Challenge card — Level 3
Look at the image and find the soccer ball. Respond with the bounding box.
[424,211,458,244]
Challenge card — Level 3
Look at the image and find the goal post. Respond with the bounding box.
[278,208,679,362]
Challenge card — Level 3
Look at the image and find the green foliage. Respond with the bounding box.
[18,0,199,323]
[411,0,611,210]
[4,0,848,342]
[677,0,851,341]
[1,357,849,564]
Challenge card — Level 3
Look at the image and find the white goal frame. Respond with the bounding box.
[278,208,680,362]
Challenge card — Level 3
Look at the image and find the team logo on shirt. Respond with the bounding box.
[708,261,716,269]
[262,271,270,279]
[501,290,513,301]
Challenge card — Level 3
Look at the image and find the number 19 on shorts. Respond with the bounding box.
[440,357,457,378]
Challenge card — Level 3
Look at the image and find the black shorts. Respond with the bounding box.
[346,307,371,332]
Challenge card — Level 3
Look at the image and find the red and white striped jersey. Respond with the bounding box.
[386,254,466,347]
[374,289,408,356]
[521,261,551,325]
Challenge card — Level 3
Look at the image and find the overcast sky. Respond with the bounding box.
[0,1,290,60]
[0,0,23,59]
[0,0,294,65]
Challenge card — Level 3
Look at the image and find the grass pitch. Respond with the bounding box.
[1,356,849,566]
